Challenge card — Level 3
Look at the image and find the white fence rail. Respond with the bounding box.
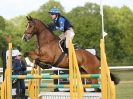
[109,66,133,70]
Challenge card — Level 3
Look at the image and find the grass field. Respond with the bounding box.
[113,70,133,99]
[116,83,133,99]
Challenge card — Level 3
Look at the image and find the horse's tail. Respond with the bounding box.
[110,72,120,85]
[95,55,120,85]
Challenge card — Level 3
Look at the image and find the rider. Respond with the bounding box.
[48,7,75,48]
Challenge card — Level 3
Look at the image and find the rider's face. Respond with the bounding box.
[50,14,57,20]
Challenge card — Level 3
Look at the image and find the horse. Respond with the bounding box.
[22,16,119,88]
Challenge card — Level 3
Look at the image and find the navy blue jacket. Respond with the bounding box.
[48,16,73,32]
[12,59,26,75]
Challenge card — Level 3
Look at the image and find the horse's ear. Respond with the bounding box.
[29,16,33,21]
[26,16,30,21]
[26,16,33,21]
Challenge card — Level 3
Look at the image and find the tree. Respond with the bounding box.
[104,6,133,65]
[66,3,101,56]
[0,16,5,31]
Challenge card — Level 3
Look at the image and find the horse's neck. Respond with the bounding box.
[37,26,58,47]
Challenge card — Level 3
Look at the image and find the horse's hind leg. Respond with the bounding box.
[81,65,101,92]
[80,68,90,92]
[81,65,99,82]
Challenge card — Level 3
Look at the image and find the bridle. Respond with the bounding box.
[22,20,36,41]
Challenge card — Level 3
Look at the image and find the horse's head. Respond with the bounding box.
[22,16,38,41]
[22,16,58,42]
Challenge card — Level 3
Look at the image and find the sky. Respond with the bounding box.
[0,0,133,19]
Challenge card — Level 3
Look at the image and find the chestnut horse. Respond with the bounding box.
[22,16,119,86]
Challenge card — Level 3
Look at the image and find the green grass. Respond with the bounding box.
[111,70,133,99]
[112,70,133,99]
[116,83,133,99]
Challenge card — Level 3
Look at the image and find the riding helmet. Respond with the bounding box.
[49,7,60,14]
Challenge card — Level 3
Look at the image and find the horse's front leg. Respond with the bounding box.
[25,50,52,69]
[25,50,40,60]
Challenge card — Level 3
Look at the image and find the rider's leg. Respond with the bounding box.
[59,33,65,40]
[65,28,75,48]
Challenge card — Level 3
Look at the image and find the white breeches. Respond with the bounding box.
[59,28,75,48]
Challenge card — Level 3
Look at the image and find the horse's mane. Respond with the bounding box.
[34,18,58,37]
